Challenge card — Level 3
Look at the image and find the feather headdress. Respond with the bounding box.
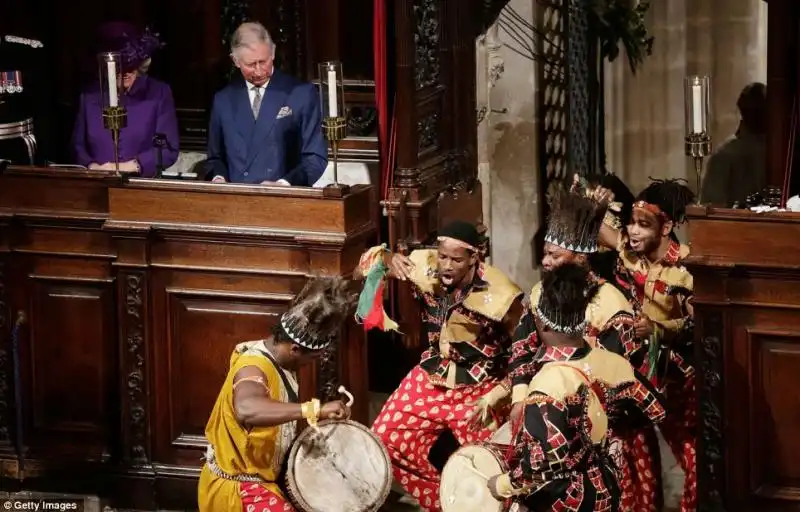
[278,276,358,350]
[544,180,607,254]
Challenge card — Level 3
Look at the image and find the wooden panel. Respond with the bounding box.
[747,330,800,500]
[0,169,119,217]
[686,207,800,268]
[690,208,800,511]
[151,274,292,467]
[25,277,117,461]
[108,181,373,236]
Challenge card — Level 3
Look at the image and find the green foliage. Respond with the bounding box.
[589,0,654,74]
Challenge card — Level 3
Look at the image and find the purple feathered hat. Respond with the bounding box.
[96,21,163,72]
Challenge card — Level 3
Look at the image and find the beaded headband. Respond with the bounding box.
[534,304,587,337]
[279,312,334,351]
[437,236,477,252]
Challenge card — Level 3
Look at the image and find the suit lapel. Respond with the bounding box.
[245,71,287,170]
[233,79,255,141]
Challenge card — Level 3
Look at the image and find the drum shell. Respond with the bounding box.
[439,442,510,512]
[285,419,392,512]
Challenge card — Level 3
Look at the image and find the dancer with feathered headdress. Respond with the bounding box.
[199,276,357,512]
[486,263,665,511]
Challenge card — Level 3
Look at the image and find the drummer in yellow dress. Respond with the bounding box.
[198,277,356,512]
[486,263,666,511]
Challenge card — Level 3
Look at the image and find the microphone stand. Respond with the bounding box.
[152,133,167,179]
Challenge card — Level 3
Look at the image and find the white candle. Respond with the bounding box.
[107,60,118,108]
[691,84,703,134]
[327,68,338,118]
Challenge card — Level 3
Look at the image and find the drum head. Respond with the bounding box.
[490,422,512,446]
[286,420,391,512]
[439,445,505,512]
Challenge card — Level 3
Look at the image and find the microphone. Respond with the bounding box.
[152,133,167,178]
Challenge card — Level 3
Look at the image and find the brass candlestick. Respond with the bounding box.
[323,116,349,195]
[685,132,711,204]
[102,106,128,172]
[684,75,712,204]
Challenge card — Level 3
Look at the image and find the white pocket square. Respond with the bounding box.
[276,106,293,119]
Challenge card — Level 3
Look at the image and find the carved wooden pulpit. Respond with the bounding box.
[688,1,800,510]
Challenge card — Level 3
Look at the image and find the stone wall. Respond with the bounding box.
[476,0,541,293]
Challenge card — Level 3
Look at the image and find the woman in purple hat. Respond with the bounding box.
[71,22,179,176]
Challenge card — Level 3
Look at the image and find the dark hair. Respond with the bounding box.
[538,263,595,329]
[636,177,695,225]
[737,82,766,114]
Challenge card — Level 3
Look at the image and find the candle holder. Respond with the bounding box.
[318,61,349,197]
[684,75,712,204]
[98,52,127,173]
[103,106,128,171]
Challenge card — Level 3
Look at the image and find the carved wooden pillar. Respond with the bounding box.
[112,231,153,470]
[0,254,10,455]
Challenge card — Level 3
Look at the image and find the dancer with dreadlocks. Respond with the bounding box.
[198,277,357,512]
[592,176,698,512]
[486,263,665,511]
[356,220,524,511]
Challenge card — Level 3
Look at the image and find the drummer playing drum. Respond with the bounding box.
[198,277,356,512]
[485,264,666,510]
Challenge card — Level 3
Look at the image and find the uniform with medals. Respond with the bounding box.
[0,34,45,165]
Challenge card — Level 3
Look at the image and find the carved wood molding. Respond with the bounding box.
[121,271,150,467]
[0,260,9,446]
[696,307,725,511]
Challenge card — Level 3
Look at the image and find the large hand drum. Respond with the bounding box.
[285,388,392,512]
[439,443,508,512]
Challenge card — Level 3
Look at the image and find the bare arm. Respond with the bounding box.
[502,296,525,339]
[598,223,620,251]
[354,246,415,281]
[232,366,303,429]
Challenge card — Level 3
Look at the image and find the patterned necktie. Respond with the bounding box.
[252,86,262,119]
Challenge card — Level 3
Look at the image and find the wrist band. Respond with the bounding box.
[301,398,321,427]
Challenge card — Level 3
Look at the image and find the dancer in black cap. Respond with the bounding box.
[356,221,524,511]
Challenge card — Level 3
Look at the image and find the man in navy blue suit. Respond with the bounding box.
[207,22,327,186]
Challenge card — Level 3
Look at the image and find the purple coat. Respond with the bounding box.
[72,75,179,177]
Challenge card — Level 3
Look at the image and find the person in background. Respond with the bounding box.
[703,82,767,207]
[0,31,52,165]
[206,22,327,186]
[72,21,179,177]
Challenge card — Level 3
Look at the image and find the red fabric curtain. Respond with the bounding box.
[373,0,395,200]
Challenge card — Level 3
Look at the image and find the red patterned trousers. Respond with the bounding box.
[239,483,295,512]
[617,427,661,512]
[372,365,499,512]
[661,374,697,512]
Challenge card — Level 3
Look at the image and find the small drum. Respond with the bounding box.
[285,419,392,512]
[440,442,509,512]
